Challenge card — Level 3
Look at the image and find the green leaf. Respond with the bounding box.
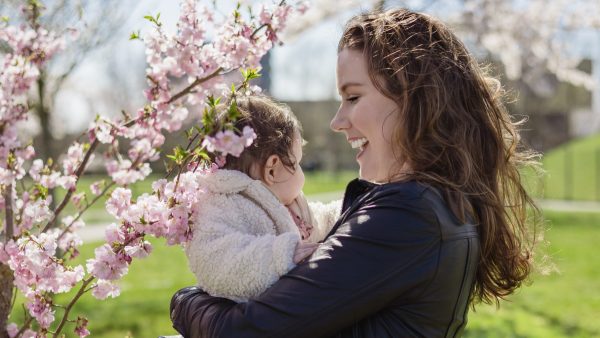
[33,183,48,200]
[194,149,210,161]
[185,127,194,139]
[241,68,261,81]
[167,145,188,165]
[207,95,221,108]
[129,30,141,40]
[143,12,162,27]
[228,99,239,119]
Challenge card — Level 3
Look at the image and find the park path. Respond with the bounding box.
[76,193,599,242]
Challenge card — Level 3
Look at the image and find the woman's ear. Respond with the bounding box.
[262,155,281,186]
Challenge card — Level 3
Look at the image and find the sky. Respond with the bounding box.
[49,0,348,134]
[7,0,599,134]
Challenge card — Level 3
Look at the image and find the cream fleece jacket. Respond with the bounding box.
[185,169,341,302]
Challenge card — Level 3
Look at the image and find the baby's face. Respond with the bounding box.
[269,131,305,205]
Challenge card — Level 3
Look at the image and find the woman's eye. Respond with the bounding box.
[346,96,359,103]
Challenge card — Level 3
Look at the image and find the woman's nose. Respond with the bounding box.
[330,106,350,132]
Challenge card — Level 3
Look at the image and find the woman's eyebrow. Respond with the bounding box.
[340,82,363,93]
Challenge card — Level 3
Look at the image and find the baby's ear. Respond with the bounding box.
[262,154,281,186]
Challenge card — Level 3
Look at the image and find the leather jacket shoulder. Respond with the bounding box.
[171,179,480,338]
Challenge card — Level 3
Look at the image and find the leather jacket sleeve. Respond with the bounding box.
[170,187,464,338]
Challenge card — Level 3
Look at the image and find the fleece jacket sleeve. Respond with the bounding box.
[306,199,342,243]
[185,220,300,302]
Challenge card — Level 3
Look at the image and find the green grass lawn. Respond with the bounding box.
[540,133,600,201]
[8,210,598,337]
[465,210,600,338]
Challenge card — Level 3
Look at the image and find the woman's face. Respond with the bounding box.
[331,48,401,183]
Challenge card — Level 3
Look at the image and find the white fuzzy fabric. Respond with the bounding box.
[185,169,341,302]
[306,199,342,244]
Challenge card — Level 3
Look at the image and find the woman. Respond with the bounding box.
[170,8,540,337]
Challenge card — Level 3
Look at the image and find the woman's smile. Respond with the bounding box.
[331,48,400,183]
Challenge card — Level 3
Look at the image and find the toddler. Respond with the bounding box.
[186,95,340,302]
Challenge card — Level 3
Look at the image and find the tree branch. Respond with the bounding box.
[167,67,224,104]
[3,184,13,243]
[56,181,116,244]
[52,276,94,338]
[41,140,99,233]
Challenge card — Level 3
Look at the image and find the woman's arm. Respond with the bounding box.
[173,201,442,337]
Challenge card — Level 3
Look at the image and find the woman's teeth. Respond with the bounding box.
[350,138,368,149]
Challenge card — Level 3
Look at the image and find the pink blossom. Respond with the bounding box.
[90,180,104,195]
[128,138,158,162]
[19,197,53,232]
[106,188,132,219]
[28,159,44,181]
[259,6,273,25]
[124,194,169,236]
[242,126,257,147]
[71,192,85,206]
[57,175,77,190]
[166,205,192,245]
[104,223,125,244]
[151,178,168,197]
[106,160,152,185]
[55,228,84,254]
[16,145,35,160]
[74,316,90,337]
[62,142,85,175]
[86,244,128,280]
[297,1,310,14]
[94,120,114,144]
[91,280,121,300]
[7,233,83,294]
[202,130,244,157]
[124,241,152,259]
[20,329,37,338]
[26,293,55,329]
[38,171,61,188]
[6,323,18,338]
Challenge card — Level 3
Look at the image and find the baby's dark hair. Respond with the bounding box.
[216,95,302,179]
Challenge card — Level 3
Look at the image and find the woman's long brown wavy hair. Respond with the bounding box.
[339,8,542,305]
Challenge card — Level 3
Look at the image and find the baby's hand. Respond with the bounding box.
[293,242,319,264]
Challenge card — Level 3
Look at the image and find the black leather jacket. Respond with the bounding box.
[170,179,480,338]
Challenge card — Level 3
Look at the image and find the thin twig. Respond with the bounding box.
[41,117,143,233]
[56,181,116,243]
[42,141,99,232]
[167,67,223,104]
[14,315,33,338]
[52,277,94,338]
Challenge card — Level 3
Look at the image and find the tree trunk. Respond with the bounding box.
[37,75,57,223]
[0,263,13,338]
[37,75,54,162]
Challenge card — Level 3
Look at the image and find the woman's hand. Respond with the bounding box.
[293,242,318,264]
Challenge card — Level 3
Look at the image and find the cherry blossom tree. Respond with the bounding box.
[286,0,600,94]
[0,0,307,336]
